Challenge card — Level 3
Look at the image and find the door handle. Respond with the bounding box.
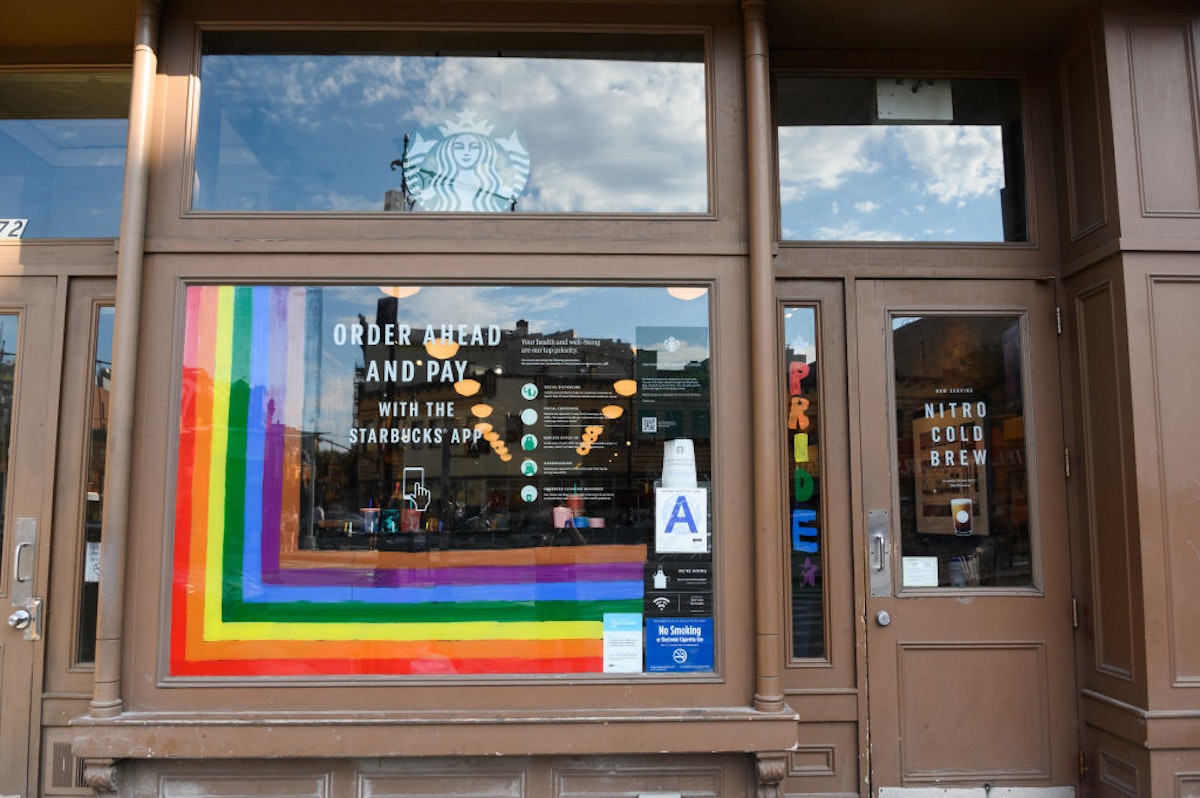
[13,540,33,582]
[8,518,42,640]
[6,598,42,641]
[868,508,891,597]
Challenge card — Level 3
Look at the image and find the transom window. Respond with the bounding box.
[0,72,129,239]
[193,31,709,214]
[776,76,1026,243]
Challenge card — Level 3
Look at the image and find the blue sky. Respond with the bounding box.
[196,54,707,213]
[778,124,1008,242]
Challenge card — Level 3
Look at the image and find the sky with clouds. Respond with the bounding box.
[195,53,707,213]
[777,124,1009,242]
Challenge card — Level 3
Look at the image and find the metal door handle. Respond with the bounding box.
[13,541,32,582]
[8,609,31,629]
[875,610,892,627]
[871,534,886,571]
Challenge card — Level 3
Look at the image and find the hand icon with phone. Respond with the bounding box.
[402,467,431,511]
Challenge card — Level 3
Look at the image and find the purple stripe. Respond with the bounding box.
[262,560,644,587]
[260,286,290,577]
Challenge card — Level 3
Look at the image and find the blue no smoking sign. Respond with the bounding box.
[645,618,714,672]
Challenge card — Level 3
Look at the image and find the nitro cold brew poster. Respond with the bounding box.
[912,398,990,537]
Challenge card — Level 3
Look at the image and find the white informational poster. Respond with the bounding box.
[602,613,644,673]
[85,541,102,583]
[902,556,939,588]
[655,487,709,554]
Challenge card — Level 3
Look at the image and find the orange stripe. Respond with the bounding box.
[184,633,601,663]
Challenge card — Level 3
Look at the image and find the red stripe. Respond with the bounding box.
[169,656,604,677]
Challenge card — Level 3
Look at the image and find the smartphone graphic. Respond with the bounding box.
[402,467,425,500]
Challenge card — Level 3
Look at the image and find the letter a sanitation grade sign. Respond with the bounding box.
[655,487,709,553]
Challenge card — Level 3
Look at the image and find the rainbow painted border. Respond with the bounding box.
[169,285,645,676]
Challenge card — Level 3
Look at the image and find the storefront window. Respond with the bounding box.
[892,315,1033,588]
[776,77,1026,243]
[171,284,716,677]
[76,306,114,665]
[0,73,129,239]
[782,306,823,658]
[0,316,16,576]
[193,31,708,214]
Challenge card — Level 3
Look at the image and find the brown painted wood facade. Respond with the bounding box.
[2,1,1200,796]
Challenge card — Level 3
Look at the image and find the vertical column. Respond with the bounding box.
[741,0,785,713]
[91,0,162,720]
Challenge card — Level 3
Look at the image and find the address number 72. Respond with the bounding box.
[0,220,29,238]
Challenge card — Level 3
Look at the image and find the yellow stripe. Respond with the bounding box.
[205,620,604,642]
[203,287,235,639]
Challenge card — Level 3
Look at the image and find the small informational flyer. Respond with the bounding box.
[85,541,102,583]
[902,556,939,588]
[645,618,714,672]
[655,487,709,553]
[602,613,645,673]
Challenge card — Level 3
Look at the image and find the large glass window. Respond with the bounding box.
[782,306,823,658]
[892,314,1032,588]
[0,316,17,577]
[0,73,129,238]
[193,31,708,214]
[171,284,716,677]
[76,306,114,665]
[776,77,1026,243]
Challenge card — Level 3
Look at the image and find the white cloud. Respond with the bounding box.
[202,53,708,212]
[854,200,881,213]
[777,126,887,200]
[789,333,816,362]
[813,221,909,242]
[894,125,1004,204]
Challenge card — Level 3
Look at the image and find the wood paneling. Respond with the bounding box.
[554,764,723,798]
[1076,282,1138,682]
[1128,21,1200,215]
[159,774,331,798]
[782,722,859,797]
[1147,277,1200,685]
[1098,750,1140,797]
[1062,28,1109,239]
[897,642,1051,780]
[362,771,525,798]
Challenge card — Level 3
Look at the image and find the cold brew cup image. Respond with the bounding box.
[951,497,973,536]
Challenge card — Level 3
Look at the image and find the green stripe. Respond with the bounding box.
[213,286,640,626]
[221,287,253,619]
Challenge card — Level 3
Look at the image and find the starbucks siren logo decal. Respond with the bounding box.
[400,111,531,212]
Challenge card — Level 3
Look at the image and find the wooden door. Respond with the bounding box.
[0,276,57,798]
[855,279,1078,796]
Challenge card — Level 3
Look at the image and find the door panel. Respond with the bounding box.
[0,277,57,798]
[856,279,1077,793]
[775,282,863,798]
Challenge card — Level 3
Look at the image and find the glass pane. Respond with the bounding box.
[0,315,17,577]
[0,73,130,238]
[776,77,1026,243]
[893,315,1032,588]
[76,306,114,664]
[783,306,824,658]
[193,31,707,214]
[171,284,716,677]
